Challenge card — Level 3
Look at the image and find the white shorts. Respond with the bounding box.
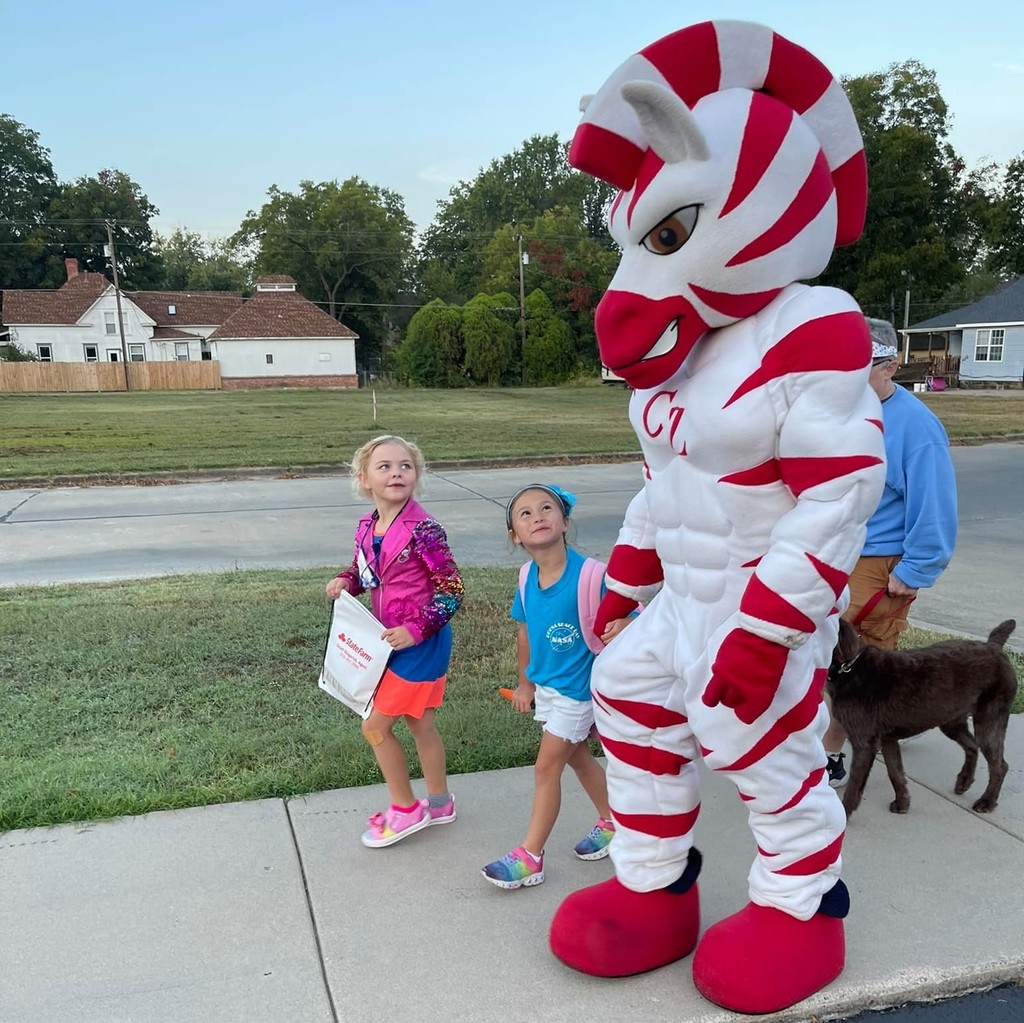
[533,685,595,743]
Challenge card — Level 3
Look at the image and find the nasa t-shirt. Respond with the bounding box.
[511,548,595,703]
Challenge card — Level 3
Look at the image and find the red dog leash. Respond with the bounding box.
[851,587,915,639]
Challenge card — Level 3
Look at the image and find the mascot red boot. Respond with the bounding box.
[548,20,886,1015]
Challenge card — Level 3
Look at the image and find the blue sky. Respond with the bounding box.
[3,0,1022,239]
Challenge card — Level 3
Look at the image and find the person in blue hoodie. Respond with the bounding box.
[824,317,958,785]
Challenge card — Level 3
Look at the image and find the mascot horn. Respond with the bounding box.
[549,20,886,1016]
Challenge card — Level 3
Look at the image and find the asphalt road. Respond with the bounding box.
[842,984,1024,1022]
[2,444,1021,648]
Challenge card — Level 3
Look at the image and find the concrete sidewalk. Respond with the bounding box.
[3,721,1024,1023]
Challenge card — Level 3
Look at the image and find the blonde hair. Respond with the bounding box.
[349,435,426,499]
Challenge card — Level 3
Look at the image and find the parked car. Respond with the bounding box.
[601,364,627,386]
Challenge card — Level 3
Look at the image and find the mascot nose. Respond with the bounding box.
[595,290,700,368]
[595,290,650,366]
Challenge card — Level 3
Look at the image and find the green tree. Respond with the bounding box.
[418,134,614,302]
[937,267,1009,312]
[987,154,1024,277]
[234,177,414,364]
[519,289,574,385]
[528,316,576,386]
[46,169,164,288]
[155,228,207,290]
[480,208,617,367]
[0,114,59,289]
[462,293,515,386]
[186,238,250,292]
[822,62,973,321]
[156,230,249,292]
[0,336,38,361]
[395,299,464,387]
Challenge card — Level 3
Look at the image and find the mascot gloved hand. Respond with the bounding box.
[548,20,886,1015]
[703,628,790,724]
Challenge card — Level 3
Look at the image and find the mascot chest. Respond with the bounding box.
[629,325,780,478]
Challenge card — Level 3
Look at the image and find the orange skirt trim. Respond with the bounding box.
[372,669,447,719]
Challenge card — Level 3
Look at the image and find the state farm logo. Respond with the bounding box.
[337,631,373,665]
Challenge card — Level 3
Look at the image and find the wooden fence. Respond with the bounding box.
[0,360,221,393]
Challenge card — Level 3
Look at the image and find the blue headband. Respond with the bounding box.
[505,484,576,529]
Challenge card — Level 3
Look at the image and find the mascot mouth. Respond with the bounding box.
[610,316,699,390]
[596,291,707,389]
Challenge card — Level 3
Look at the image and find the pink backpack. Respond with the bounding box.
[518,557,608,656]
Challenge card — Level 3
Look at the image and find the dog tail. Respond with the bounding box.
[987,620,1016,647]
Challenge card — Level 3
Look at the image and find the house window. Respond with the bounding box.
[174,342,190,361]
[974,328,1004,362]
[37,344,53,362]
[83,344,98,362]
[265,353,274,365]
[107,349,121,362]
[104,311,130,335]
[128,344,146,362]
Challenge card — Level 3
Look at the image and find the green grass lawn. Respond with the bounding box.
[1,385,1022,479]
[2,566,1021,832]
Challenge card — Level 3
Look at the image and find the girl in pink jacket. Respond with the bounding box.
[327,435,464,848]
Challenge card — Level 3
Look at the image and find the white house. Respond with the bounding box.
[209,276,358,389]
[903,276,1024,388]
[2,262,359,388]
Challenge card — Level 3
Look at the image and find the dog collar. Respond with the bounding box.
[834,650,865,676]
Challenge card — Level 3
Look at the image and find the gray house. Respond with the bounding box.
[902,276,1024,388]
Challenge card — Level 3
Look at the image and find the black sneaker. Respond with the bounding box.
[826,752,847,788]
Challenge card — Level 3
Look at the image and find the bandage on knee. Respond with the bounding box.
[364,729,385,747]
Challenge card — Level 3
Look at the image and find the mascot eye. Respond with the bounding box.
[641,206,699,255]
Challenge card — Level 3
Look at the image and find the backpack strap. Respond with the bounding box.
[578,557,607,655]
[521,556,619,656]
[518,561,530,613]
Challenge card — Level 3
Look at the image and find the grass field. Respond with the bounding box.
[2,385,1022,479]
[2,566,1021,832]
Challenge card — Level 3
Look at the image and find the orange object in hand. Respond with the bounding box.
[498,687,516,702]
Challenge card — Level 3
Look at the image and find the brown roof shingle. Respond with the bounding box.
[128,291,242,325]
[152,326,204,340]
[3,273,110,325]
[210,290,358,340]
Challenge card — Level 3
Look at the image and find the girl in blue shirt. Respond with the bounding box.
[482,484,633,890]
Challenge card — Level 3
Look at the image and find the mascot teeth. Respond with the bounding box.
[642,319,678,361]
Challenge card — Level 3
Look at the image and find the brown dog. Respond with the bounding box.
[826,618,1018,816]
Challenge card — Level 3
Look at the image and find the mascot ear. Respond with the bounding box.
[579,93,595,113]
[621,80,710,164]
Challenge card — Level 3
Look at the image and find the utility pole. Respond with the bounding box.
[517,233,528,386]
[105,221,131,390]
[901,270,913,365]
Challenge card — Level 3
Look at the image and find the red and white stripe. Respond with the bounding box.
[571,19,866,248]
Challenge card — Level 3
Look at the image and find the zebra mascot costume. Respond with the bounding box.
[549,21,886,1014]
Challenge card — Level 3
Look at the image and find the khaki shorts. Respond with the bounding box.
[844,555,915,650]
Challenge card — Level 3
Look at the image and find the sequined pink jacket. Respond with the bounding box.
[336,498,464,644]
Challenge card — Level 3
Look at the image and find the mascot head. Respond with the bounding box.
[571,20,867,389]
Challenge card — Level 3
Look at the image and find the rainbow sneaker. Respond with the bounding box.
[574,817,615,860]
[481,846,545,889]
[361,800,431,848]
